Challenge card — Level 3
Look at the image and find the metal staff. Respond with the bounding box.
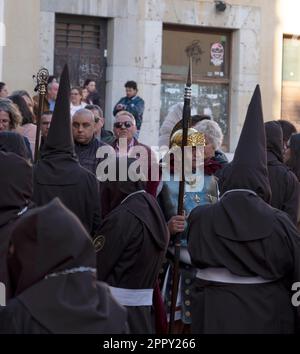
[33,68,49,163]
[169,57,192,334]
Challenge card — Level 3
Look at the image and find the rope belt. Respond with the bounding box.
[109,286,153,307]
[221,189,257,199]
[196,268,274,284]
[44,267,96,280]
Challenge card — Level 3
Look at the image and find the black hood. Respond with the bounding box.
[0,132,28,159]
[265,121,283,162]
[289,132,300,152]
[42,64,73,157]
[100,157,147,217]
[0,151,32,227]
[220,85,271,203]
[9,198,127,333]
[123,192,169,251]
[35,65,80,185]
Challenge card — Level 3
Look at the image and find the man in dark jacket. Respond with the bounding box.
[33,81,59,115]
[85,104,114,145]
[84,79,101,107]
[265,120,300,225]
[33,65,101,236]
[72,108,107,174]
[187,86,300,334]
[0,198,127,334]
[113,81,145,134]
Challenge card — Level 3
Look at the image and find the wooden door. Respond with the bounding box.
[54,14,107,110]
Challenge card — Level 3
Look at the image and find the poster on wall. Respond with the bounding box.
[210,42,224,66]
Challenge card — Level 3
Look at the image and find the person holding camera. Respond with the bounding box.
[113,81,145,137]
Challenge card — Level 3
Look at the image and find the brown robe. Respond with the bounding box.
[187,86,300,334]
[0,151,33,299]
[97,191,169,334]
[0,198,127,334]
[33,65,101,236]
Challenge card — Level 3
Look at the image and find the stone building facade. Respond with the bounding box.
[0,0,300,150]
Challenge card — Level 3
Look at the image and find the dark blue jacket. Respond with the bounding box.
[113,96,145,130]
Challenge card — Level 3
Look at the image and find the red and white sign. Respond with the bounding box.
[210,42,224,66]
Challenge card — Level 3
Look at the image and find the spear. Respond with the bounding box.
[168,57,192,334]
[33,68,49,163]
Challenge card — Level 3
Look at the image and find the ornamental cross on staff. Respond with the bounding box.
[33,68,49,163]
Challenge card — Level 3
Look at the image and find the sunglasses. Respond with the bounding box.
[114,121,133,129]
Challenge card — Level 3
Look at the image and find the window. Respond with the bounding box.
[282,35,300,128]
[161,25,231,149]
[55,14,101,49]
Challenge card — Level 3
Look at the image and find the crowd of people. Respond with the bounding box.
[0,65,300,334]
[0,76,145,160]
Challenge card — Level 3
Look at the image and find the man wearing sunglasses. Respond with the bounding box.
[113,111,137,153]
[112,111,159,196]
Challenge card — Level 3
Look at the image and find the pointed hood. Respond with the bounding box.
[8,198,127,333]
[193,86,275,246]
[221,85,271,202]
[0,151,33,227]
[36,65,80,185]
[42,64,74,157]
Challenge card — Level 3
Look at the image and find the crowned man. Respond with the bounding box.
[158,119,219,334]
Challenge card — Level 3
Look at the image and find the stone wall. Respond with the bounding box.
[0,0,5,80]
[0,0,289,150]
[2,0,40,95]
[40,0,263,149]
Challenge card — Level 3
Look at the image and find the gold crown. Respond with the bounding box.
[170,128,206,148]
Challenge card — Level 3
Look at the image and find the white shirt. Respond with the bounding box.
[70,102,87,117]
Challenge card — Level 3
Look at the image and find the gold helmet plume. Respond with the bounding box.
[170,128,205,148]
[169,123,205,148]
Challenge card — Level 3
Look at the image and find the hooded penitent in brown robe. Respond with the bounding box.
[187,85,300,334]
[97,159,169,334]
[0,131,29,159]
[0,151,33,299]
[33,65,101,236]
[264,121,300,225]
[0,198,127,334]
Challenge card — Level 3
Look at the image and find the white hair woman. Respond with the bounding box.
[194,119,228,169]
[194,120,223,158]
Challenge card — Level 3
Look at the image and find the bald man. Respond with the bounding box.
[111,111,159,197]
[72,109,107,174]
